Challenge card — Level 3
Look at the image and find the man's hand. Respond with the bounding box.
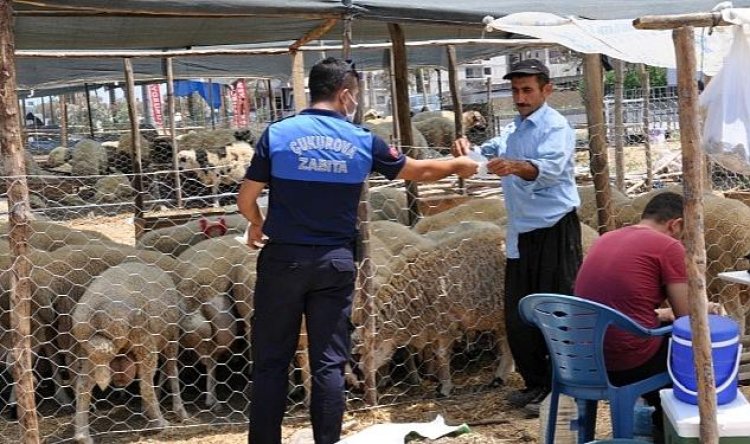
[453,156,479,178]
[452,136,471,157]
[655,307,675,323]
[486,157,539,180]
[248,223,266,250]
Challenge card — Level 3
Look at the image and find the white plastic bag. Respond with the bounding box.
[700,26,750,175]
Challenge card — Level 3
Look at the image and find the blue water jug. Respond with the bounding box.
[668,315,742,405]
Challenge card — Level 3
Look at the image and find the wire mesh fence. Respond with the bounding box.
[2,86,750,443]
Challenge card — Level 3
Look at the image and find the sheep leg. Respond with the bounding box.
[491,336,514,387]
[137,352,168,430]
[403,348,422,385]
[164,340,188,421]
[434,339,454,398]
[73,359,96,444]
[204,356,218,408]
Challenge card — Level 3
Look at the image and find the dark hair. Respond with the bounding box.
[641,192,684,223]
[506,72,550,88]
[308,57,360,103]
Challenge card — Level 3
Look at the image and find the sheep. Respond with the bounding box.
[414,116,455,154]
[177,293,239,408]
[46,146,71,169]
[355,222,511,397]
[577,185,631,231]
[413,197,506,234]
[0,220,115,252]
[93,175,134,204]
[369,187,409,225]
[136,213,248,257]
[175,235,253,406]
[363,121,441,160]
[580,223,600,255]
[176,141,254,204]
[412,110,488,133]
[71,261,187,444]
[26,244,180,401]
[70,139,108,176]
[175,235,323,407]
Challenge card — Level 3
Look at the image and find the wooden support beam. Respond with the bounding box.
[123,58,146,238]
[163,57,183,207]
[84,82,95,138]
[673,26,718,444]
[15,39,559,59]
[634,12,728,30]
[291,51,306,113]
[0,1,40,442]
[614,59,625,192]
[266,78,277,121]
[583,53,616,233]
[289,18,338,52]
[447,45,466,194]
[60,94,68,148]
[389,23,421,226]
[640,64,653,190]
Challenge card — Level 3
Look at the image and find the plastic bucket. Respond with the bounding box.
[667,315,742,405]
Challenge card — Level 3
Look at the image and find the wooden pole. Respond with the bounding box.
[614,59,625,192]
[243,78,250,128]
[674,26,718,444]
[0,1,40,441]
[40,96,46,126]
[389,23,421,226]
[108,84,117,124]
[291,51,306,113]
[288,18,338,52]
[634,12,728,30]
[16,38,559,59]
[164,57,183,207]
[583,53,616,233]
[123,59,146,238]
[447,45,466,194]
[266,78,277,121]
[437,68,443,110]
[485,76,494,138]
[640,64,653,189]
[84,82,95,138]
[388,49,401,144]
[60,94,68,148]
[207,78,216,130]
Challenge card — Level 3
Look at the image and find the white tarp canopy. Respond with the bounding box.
[482,7,750,75]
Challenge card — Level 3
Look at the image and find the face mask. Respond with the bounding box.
[344,90,359,122]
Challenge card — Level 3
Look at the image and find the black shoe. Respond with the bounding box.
[507,385,549,408]
[523,387,551,417]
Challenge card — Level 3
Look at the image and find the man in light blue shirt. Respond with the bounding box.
[454,59,582,415]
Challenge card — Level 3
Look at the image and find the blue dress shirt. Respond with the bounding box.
[479,103,579,259]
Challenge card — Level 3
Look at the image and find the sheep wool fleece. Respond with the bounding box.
[245,108,405,444]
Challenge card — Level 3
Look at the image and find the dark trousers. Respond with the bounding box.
[504,210,583,389]
[249,243,356,444]
[609,336,671,434]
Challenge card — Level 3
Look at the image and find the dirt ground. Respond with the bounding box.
[2,383,748,443]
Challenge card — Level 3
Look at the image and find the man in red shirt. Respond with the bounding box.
[574,191,689,440]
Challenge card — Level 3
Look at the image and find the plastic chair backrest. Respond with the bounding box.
[519,293,672,389]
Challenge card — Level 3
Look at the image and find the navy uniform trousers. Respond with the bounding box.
[249,242,355,444]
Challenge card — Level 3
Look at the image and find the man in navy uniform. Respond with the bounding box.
[238,57,478,444]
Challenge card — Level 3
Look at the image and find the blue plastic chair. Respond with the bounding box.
[519,293,673,444]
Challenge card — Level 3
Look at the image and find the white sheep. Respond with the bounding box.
[356,222,512,397]
[70,139,108,176]
[136,213,248,257]
[71,261,187,444]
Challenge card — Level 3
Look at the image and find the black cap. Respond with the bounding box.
[503,59,550,80]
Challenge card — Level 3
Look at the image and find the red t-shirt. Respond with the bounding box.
[574,225,687,371]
